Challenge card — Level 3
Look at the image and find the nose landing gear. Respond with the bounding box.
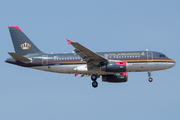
[148,71,153,82]
[149,77,153,82]
[91,74,98,88]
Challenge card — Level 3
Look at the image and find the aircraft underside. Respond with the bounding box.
[28,61,175,88]
[30,62,174,74]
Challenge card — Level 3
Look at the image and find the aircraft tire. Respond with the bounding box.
[149,77,153,82]
[92,81,98,88]
[91,74,97,81]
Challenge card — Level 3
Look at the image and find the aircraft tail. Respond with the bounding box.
[8,26,43,55]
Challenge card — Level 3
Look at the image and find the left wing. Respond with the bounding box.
[67,39,108,68]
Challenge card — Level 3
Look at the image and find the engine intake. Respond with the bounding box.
[101,61,126,72]
[102,73,128,83]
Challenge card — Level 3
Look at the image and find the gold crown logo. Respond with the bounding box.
[141,52,145,56]
[21,42,31,50]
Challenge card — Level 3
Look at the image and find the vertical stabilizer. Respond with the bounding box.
[9,26,43,55]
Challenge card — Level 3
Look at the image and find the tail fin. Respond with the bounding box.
[9,26,43,55]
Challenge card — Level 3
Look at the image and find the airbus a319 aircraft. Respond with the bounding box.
[5,26,175,88]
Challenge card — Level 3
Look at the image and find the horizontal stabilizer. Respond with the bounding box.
[8,52,31,62]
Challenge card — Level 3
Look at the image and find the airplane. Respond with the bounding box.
[5,26,175,88]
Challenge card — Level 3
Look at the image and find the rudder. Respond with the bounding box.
[9,26,43,55]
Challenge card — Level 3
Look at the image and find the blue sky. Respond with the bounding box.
[0,0,180,120]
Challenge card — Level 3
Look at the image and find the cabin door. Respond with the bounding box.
[42,55,48,65]
[147,52,153,61]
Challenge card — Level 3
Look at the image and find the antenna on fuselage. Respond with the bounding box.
[72,51,76,55]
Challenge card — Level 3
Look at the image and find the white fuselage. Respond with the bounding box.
[30,61,175,75]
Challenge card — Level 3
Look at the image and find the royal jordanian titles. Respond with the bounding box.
[5,26,175,88]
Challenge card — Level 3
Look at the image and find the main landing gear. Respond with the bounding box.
[91,74,98,88]
[148,71,153,82]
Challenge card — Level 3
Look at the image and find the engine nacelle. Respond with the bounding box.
[101,61,126,72]
[102,72,128,83]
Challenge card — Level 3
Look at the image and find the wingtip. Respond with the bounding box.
[8,26,23,32]
[67,39,73,45]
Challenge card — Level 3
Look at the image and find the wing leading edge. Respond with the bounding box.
[67,39,108,69]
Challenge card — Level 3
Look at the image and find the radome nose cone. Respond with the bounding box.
[172,60,176,67]
[170,59,176,68]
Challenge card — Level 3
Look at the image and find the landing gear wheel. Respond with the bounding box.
[149,77,153,82]
[91,74,97,81]
[148,71,153,82]
[92,81,98,88]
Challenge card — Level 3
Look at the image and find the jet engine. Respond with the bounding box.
[102,72,128,83]
[101,61,126,72]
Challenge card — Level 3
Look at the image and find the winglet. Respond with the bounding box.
[67,39,73,45]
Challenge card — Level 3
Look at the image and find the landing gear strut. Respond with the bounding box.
[148,71,153,82]
[91,74,98,88]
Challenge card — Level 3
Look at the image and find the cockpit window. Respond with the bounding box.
[159,54,166,57]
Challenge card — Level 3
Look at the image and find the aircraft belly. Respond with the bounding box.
[30,62,175,74]
[30,65,79,73]
[127,62,174,72]
[73,65,123,75]
[51,65,80,73]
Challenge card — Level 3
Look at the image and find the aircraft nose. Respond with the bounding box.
[169,59,176,68]
[172,60,176,67]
